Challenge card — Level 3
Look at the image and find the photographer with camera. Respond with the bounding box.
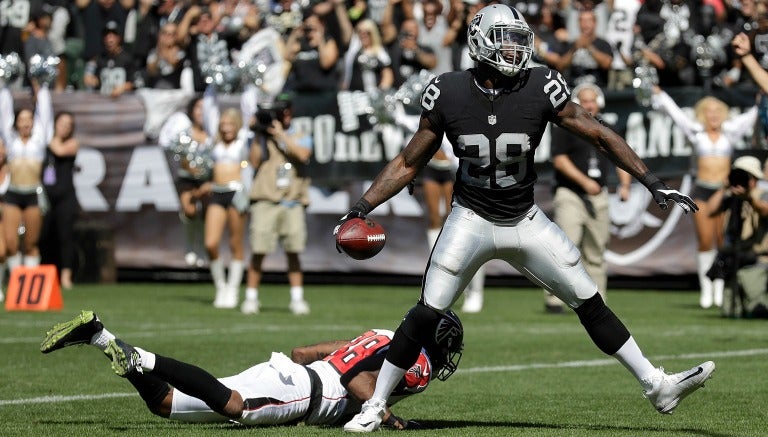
[707,156,768,318]
[242,94,313,316]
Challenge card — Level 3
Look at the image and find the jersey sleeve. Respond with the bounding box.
[540,68,571,115]
[34,84,54,144]
[723,105,758,143]
[202,85,220,138]
[420,73,446,129]
[0,86,13,144]
[651,90,701,142]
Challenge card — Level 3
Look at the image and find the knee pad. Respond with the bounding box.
[388,303,443,369]
[574,294,630,355]
[399,302,443,344]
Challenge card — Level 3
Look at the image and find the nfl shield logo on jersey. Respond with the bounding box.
[488,115,497,125]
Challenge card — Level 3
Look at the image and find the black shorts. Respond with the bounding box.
[691,183,720,202]
[422,166,455,184]
[178,177,206,193]
[210,191,236,208]
[4,190,38,209]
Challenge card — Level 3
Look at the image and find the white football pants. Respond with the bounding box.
[423,204,598,310]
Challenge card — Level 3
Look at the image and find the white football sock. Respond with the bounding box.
[371,359,407,401]
[612,336,657,388]
[91,328,116,351]
[245,287,258,302]
[135,347,156,372]
[713,278,724,307]
[23,255,40,267]
[7,253,21,273]
[209,258,226,290]
[290,286,304,302]
[697,250,717,308]
[227,259,244,290]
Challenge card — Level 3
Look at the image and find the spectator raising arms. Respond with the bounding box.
[341,19,394,93]
[143,22,186,90]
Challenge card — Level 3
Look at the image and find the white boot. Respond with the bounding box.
[221,260,243,309]
[697,250,717,309]
[713,278,724,308]
[210,258,228,308]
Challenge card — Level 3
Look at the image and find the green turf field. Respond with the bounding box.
[1,283,766,436]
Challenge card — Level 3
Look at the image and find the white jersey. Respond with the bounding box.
[604,0,641,70]
[170,352,349,425]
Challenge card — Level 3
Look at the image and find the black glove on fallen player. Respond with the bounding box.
[333,198,372,253]
[640,172,698,213]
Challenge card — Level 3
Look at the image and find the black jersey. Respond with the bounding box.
[421,66,570,221]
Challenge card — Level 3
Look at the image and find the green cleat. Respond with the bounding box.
[40,310,103,354]
[104,339,142,377]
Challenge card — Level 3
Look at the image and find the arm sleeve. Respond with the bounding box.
[240,84,258,127]
[0,87,13,143]
[35,84,54,144]
[202,85,220,138]
[723,105,758,144]
[650,91,701,142]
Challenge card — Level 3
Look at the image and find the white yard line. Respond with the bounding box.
[3,347,767,407]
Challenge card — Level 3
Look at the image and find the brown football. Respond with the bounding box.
[335,217,386,260]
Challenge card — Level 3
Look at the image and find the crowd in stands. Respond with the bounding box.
[2,0,768,97]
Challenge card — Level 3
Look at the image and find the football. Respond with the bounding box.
[335,217,386,260]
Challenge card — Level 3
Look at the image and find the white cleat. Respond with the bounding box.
[0,288,4,303]
[289,299,310,315]
[643,361,715,414]
[240,299,260,315]
[343,398,386,433]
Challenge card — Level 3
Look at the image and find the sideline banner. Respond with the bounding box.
[10,88,764,277]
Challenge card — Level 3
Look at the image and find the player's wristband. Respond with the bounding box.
[352,198,372,215]
[384,414,403,428]
[638,172,663,190]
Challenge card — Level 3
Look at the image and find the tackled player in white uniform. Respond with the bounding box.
[40,309,463,429]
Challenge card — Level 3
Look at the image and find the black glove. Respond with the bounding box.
[640,173,698,213]
[333,198,372,253]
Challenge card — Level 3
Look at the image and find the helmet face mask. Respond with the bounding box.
[468,5,534,77]
[430,310,464,381]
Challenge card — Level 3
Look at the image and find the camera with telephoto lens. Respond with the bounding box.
[728,168,751,188]
[253,99,291,134]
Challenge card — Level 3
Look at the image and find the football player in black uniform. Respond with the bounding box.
[338,4,715,432]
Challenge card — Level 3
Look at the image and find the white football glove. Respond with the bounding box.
[644,178,697,213]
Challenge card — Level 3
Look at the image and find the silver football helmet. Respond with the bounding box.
[467,4,534,77]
